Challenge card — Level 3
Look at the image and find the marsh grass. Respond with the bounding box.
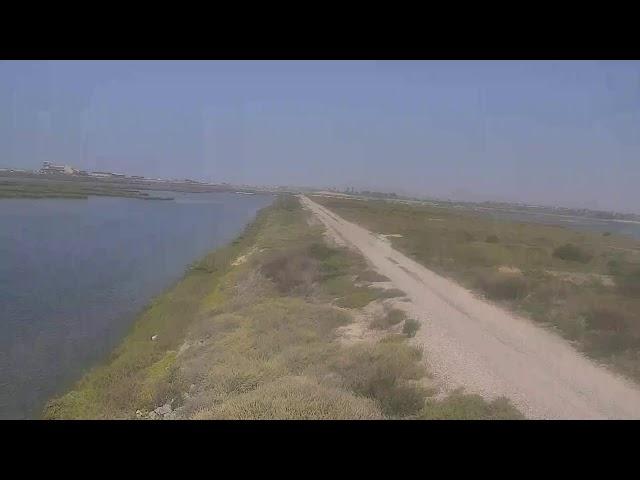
[0,179,160,200]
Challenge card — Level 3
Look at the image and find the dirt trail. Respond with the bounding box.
[300,195,640,419]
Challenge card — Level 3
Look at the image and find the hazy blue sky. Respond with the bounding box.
[1,60,639,212]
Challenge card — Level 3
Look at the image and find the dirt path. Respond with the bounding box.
[300,195,640,419]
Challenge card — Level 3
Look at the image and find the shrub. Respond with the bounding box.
[477,272,528,301]
[357,270,390,282]
[260,250,319,295]
[194,376,384,420]
[485,234,500,244]
[376,288,406,299]
[457,230,476,243]
[607,259,623,275]
[403,318,421,338]
[321,275,353,297]
[552,243,592,263]
[552,313,587,341]
[329,341,427,417]
[307,242,336,261]
[318,251,352,278]
[582,331,640,358]
[335,289,378,308]
[370,309,406,330]
[583,305,631,333]
[617,267,640,297]
[420,390,524,420]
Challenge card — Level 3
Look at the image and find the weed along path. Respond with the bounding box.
[300,195,640,419]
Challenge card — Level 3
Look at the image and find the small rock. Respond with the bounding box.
[151,335,158,341]
[153,403,172,417]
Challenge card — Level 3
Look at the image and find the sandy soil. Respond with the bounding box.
[300,194,640,419]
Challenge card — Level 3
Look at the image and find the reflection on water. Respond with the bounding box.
[477,209,640,240]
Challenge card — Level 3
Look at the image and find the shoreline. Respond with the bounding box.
[42,200,274,419]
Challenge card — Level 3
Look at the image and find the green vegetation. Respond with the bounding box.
[485,234,500,244]
[403,318,421,338]
[357,270,390,282]
[420,389,525,420]
[44,195,520,419]
[312,195,640,383]
[0,179,170,200]
[615,266,640,298]
[476,271,528,300]
[552,243,593,263]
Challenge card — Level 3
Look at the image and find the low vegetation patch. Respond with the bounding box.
[327,339,428,417]
[193,376,384,420]
[371,308,406,330]
[552,243,593,263]
[403,318,421,338]
[420,389,524,420]
[357,270,390,282]
[616,267,640,298]
[0,178,167,200]
[485,234,500,244]
[477,271,528,301]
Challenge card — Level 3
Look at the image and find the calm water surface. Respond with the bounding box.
[0,192,273,419]
[476,209,640,240]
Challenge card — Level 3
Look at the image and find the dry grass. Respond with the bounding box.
[325,337,428,417]
[420,389,524,420]
[192,376,384,420]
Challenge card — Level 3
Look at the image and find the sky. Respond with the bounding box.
[1,60,639,212]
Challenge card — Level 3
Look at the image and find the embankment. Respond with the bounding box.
[44,195,521,420]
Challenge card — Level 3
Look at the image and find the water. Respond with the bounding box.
[474,209,640,240]
[0,192,273,419]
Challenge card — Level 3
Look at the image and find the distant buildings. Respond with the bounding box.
[34,163,232,189]
[40,161,77,175]
[39,162,130,179]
